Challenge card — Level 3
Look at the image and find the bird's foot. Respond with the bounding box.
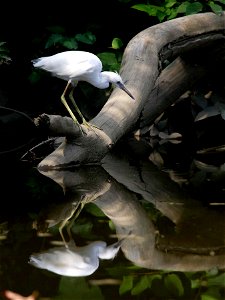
[82,120,102,134]
[77,123,88,135]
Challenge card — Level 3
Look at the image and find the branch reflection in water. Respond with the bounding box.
[30,153,225,277]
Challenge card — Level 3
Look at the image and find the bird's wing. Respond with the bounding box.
[33,51,103,81]
[29,247,98,276]
[63,52,103,79]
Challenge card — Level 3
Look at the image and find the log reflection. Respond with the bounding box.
[35,153,225,273]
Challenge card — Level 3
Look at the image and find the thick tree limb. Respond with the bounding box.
[140,56,206,131]
[140,40,225,131]
[37,12,225,170]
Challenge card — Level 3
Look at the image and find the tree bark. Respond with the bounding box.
[37,12,225,170]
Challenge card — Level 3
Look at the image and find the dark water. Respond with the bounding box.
[0,138,225,300]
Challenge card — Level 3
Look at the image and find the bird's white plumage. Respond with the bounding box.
[32,51,103,86]
[29,240,122,277]
[32,50,134,130]
[32,50,135,94]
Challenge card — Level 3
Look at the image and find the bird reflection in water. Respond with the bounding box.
[58,196,85,248]
[30,184,123,277]
[29,239,123,277]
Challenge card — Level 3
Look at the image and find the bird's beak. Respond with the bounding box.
[116,82,135,100]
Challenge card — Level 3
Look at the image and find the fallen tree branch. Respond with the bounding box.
[36,12,225,170]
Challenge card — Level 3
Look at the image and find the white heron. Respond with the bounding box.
[32,51,134,131]
[29,239,123,277]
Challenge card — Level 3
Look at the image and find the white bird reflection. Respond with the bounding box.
[29,239,122,277]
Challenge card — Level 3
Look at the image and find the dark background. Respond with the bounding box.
[0,0,155,161]
[0,1,153,115]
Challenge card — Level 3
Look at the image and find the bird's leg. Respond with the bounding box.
[59,200,84,248]
[66,202,84,240]
[61,80,85,134]
[59,200,82,248]
[58,218,69,248]
[68,88,88,125]
[69,89,101,132]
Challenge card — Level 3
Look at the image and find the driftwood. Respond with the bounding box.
[36,12,225,170]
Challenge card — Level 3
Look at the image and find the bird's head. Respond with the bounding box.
[103,71,135,100]
[98,240,123,260]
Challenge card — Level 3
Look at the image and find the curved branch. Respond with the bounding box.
[37,12,225,170]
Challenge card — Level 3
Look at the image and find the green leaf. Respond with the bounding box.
[131,4,164,17]
[167,8,179,20]
[97,52,119,70]
[201,286,223,300]
[56,277,104,300]
[165,0,177,8]
[108,220,116,231]
[151,277,168,297]
[208,2,223,14]
[214,0,225,5]
[164,273,184,297]
[207,273,225,287]
[131,275,151,295]
[70,220,93,236]
[62,39,78,49]
[131,4,153,14]
[75,32,96,45]
[176,2,190,13]
[0,41,6,47]
[119,275,134,295]
[85,203,106,217]
[112,38,123,49]
[157,10,167,21]
[45,33,65,48]
[186,2,203,15]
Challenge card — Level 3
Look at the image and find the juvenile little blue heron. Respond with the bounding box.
[32,51,134,131]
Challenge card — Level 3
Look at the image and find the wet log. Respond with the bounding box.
[37,12,225,170]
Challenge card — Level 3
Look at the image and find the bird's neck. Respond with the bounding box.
[89,71,112,89]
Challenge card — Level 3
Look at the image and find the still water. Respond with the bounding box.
[0,138,225,300]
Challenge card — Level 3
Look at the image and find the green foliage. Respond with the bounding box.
[70,219,93,237]
[131,274,152,295]
[164,273,184,297]
[45,26,96,50]
[111,37,123,50]
[29,30,96,84]
[55,277,104,300]
[131,0,225,22]
[0,41,11,65]
[108,219,116,231]
[119,275,134,294]
[96,38,124,71]
[97,52,121,71]
[208,0,225,14]
[116,270,225,299]
[45,31,96,49]
[200,287,223,300]
[85,203,107,217]
[31,32,123,84]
